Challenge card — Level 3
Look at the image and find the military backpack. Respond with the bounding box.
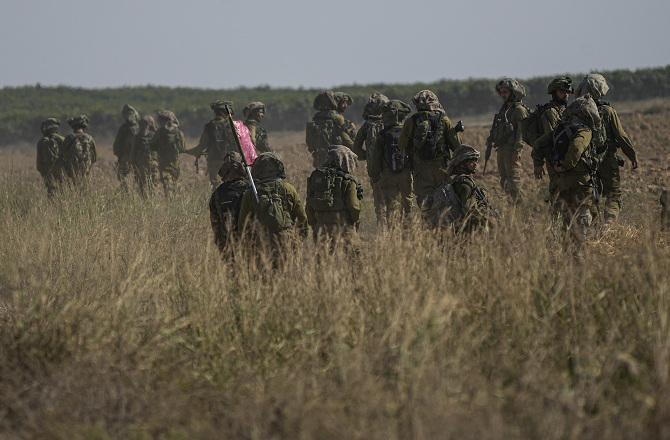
[306,114,338,154]
[550,121,606,169]
[307,167,352,212]
[412,112,445,160]
[255,180,294,234]
[64,133,94,165]
[382,126,406,173]
[423,181,467,228]
[522,103,555,146]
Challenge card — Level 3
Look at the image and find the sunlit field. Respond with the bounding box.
[1,102,669,439]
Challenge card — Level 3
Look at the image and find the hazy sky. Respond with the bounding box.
[1,0,668,89]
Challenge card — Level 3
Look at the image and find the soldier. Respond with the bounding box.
[186,100,238,190]
[399,90,462,207]
[151,110,185,197]
[36,118,65,197]
[534,95,602,243]
[209,152,250,253]
[334,92,357,140]
[486,78,529,202]
[369,99,414,224]
[576,74,638,222]
[532,77,573,208]
[62,114,97,186]
[423,144,496,233]
[238,152,308,243]
[112,104,140,191]
[131,115,159,197]
[243,101,271,153]
[306,91,353,168]
[306,145,363,241]
[351,92,389,223]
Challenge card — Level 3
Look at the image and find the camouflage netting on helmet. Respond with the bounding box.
[547,76,574,94]
[334,92,353,106]
[243,101,266,119]
[412,90,444,112]
[41,118,60,135]
[576,74,610,100]
[252,152,286,181]
[565,95,602,130]
[382,100,412,126]
[122,104,139,123]
[67,114,89,129]
[327,145,358,174]
[362,92,390,118]
[157,110,180,128]
[218,151,246,181]
[496,78,527,101]
[139,115,157,136]
[313,91,338,111]
[211,100,233,113]
[446,144,480,176]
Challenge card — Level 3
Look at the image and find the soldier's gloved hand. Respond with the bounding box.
[533,165,545,180]
[554,163,565,173]
[631,159,639,170]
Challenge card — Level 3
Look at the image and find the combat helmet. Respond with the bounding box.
[495,78,526,101]
[382,100,412,126]
[218,151,246,181]
[547,76,574,94]
[252,152,286,181]
[565,94,602,130]
[446,144,480,176]
[67,114,89,130]
[575,74,610,100]
[40,118,60,135]
[243,101,266,119]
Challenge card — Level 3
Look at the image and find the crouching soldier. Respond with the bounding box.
[36,118,65,197]
[306,146,363,242]
[209,152,250,253]
[423,144,496,233]
[238,153,308,248]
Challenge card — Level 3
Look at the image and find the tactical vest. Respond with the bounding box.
[382,126,406,173]
[550,121,601,169]
[212,179,249,233]
[413,111,446,160]
[63,133,94,166]
[132,133,156,167]
[207,119,234,159]
[489,102,527,146]
[306,111,343,153]
[307,167,361,212]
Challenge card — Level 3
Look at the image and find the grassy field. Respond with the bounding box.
[0,101,669,439]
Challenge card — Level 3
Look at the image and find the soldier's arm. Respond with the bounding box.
[442,116,463,157]
[351,125,367,159]
[185,126,209,156]
[541,108,560,135]
[90,137,97,163]
[399,117,415,168]
[112,126,124,157]
[510,106,529,149]
[176,131,186,154]
[531,131,552,168]
[287,183,309,236]
[36,139,48,175]
[343,180,362,226]
[209,192,223,247]
[257,127,271,153]
[561,129,593,170]
[609,107,637,166]
[237,191,254,233]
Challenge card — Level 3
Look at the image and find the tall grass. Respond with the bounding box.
[0,123,668,439]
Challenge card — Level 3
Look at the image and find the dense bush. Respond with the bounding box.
[2,65,669,145]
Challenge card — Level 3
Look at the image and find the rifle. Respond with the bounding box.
[483,141,494,174]
[224,103,259,203]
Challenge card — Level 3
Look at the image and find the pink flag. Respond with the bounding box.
[233,121,258,165]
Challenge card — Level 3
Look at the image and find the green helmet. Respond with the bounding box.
[382,100,412,126]
[575,74,610,100]
[362,92,390,118]
[495,78,526,101]
[217,151,246,181]
[313,91,338,111]
[252,152,286,181]
[40,118,60,135]
[243,101,265,119]
[122,104,139,123]
[446,144,480,175]
[547,76,573,94]
[211,99,233,114]
[67,114,89,130]
[412,90,443,112]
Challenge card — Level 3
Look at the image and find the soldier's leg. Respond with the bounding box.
[496,148,508,194]
[564,186,593,244]
[400,172,414,219]
[371,181,385,226]
[507,148,523,202]
[600,152,622,221]
[117,157,132,191]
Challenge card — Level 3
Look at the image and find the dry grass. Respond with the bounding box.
[0,106,669,439]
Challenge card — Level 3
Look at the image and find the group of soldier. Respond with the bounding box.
[36,73,646,251]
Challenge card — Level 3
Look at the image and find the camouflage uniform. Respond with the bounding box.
[187,100,238,189]
[487,79,529,202]
[423,145,495,233]
[112,105,140,191]
[36,118,65,197]
[369,99,414,224]
[238,153,308,242]
[352,93,390,223]
[151,111,185,196]
[534,96,601,242]
[243,101,271,153]
[576,74,638,221]
[209,152,250,253]
[62,115,97,186]
[306,146,363,240]
[131,115,159,197]
[399,90,462,206]
[531,77,573,209]
[306,91,353,168]
[334,92,357,140]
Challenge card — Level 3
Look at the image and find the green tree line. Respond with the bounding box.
[2,65,669,146]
